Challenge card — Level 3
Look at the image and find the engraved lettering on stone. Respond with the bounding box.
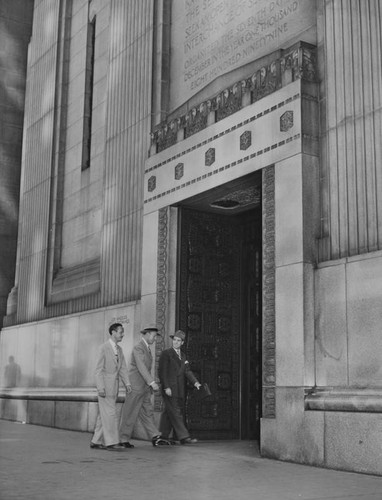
[171,0,316,108]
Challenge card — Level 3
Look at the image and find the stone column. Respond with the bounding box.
[1,0,34,324]
[261,151,323,463]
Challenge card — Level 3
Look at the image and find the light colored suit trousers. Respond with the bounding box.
[92,341,130,447]
[119,339,160,441]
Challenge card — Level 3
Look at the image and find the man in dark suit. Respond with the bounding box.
[90,323,131,451]
[119,324,171,447]
[158,329,201,444]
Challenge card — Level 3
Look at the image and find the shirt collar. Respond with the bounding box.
[109,338,118,352]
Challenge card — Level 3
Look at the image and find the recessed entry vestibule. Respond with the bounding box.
[175,171,263,441]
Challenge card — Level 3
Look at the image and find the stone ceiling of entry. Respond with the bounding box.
[176,171,262,215]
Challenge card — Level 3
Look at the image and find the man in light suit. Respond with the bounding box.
[158,329,201,444]
[119,324,171,447]
[90,323,132,451]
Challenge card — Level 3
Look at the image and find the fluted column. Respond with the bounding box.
[15,0,62,322]
[101,0,154,304]
[319,0,382,261]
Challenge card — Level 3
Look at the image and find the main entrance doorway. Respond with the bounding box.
[176,177,262,440]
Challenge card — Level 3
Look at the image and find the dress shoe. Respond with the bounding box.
[90,442,106,450]
[180,437,198,445]
[106,444,126,451]
[120,441,135,449]
[152,435,171,447]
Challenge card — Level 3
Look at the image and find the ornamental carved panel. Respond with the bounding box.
[240,130,252,150]
[205,148,215,166]
[148,175,156,192]
[215,88,242,122]
[179,209,240,439]
[154,207,169,411]
[280,111,294,132]
[262,166,276,418]
[175,163,184,180]
[179,205,263,440]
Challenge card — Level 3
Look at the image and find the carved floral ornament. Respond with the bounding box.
[240,131,252,150]
[280,111,294,132]
[174,163,184,180]
[205,148,215,166]
[148,175,156,192]
[151,43,316,153]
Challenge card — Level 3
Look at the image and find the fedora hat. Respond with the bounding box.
[170,329,186,341]
[140,323,159,334]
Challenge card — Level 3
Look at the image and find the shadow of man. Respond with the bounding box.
[4,356,21,388]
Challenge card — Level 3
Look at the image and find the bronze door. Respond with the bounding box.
[178,208,262,440]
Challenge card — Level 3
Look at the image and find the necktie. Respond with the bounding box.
[176,349,181,359]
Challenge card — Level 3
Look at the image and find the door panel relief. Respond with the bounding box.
[179,209,240,439]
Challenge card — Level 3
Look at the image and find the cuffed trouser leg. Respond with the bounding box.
[160,395,189,441]
[93,395,119,446]
[120,388,160,441]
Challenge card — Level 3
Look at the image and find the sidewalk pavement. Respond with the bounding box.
[1,419,382,500]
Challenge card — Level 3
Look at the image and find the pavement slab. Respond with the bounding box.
[1,419,382,500]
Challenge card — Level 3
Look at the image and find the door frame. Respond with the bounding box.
[153,165,277,437]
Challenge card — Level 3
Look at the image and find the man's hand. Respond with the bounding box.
[195,382,202,390]
[98,389,106,398]
[151,381,160,392]
[165,388,172,397]
[125,384,132,394]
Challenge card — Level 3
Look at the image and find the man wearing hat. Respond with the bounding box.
[158,329,201,444]
[119,324,171,447]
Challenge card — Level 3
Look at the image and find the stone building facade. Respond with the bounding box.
[1,0,382,476]
[0,0,34,325]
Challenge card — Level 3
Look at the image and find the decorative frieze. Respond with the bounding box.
[150,42,316,154]
[184,107,208,139]
[215,85,242,122]
[157,122,179,153]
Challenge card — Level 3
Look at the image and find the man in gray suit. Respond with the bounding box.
[119,324,171,447]
[90,323,132,451]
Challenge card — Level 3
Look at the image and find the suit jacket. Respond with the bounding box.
[95,341,130,397]
[158,347,198,400]
[128,339,155,391]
